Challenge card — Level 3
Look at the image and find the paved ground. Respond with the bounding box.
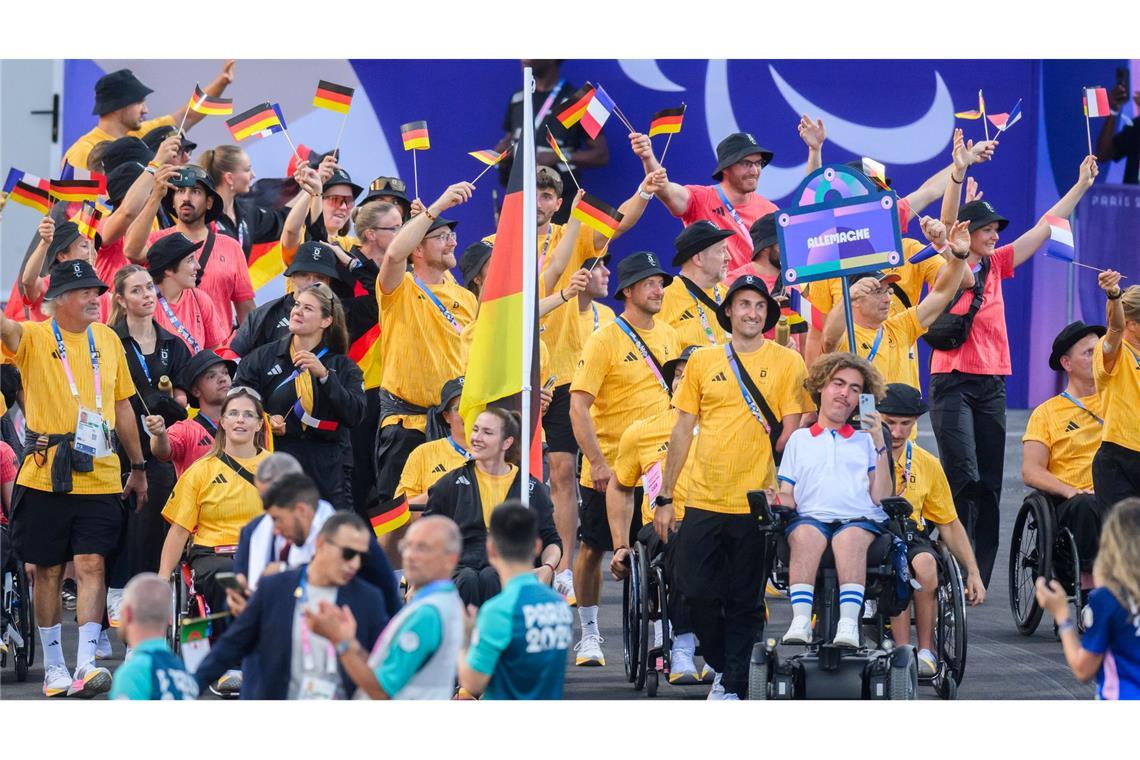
[0,410,1093,700]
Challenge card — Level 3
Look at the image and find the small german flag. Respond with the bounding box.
[188,84,233,116]
[468,147,509,166]
[368,493,411,537]
[313,80,354,114]
[546,127,570,163]
[555,84,595,128]
[48,176,106,203]
[226,103,282,142]
[400,121,430,151]
[572,192,624,239]
[648,106,685,137]
[70,202,103,240]
[4,170,52,214]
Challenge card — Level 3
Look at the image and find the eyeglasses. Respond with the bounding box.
[226,385,263,402]
[370,225,403,233]
[223,409,260,421]
[737,158,767,171]
[370,177,406,193]
[425,231,457,243]
[322,195,354,208]
[327,541,366,562]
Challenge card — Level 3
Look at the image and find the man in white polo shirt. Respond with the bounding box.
[769,352,893,648]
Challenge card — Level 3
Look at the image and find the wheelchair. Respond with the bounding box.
[1,530,36,682]
[167,547,235,657]
[748,496,922,700]
[1008,490,1085,637]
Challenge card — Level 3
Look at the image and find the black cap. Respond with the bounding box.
[459,241,494,286]
[177,350,236,407]
[614,252,673,301]
[878,383,929,417]
[147,232,204,275]
[362,176,410,208]
[46,222,83,264]
[324,168,363,201]
[141,125,197,155]
[662,345,701,385]
[717,274,780,333]
[100,137,154,175]
[162,165,224,224]
[44,260,108,300]
[426,216,458,235]
[92,69,153,116]
[284,241,342,282]
[106,161,148,209]
[750,212,778,255]
[673,220,734,267]
[1049,320,1107,371]
[712,132,774,181]
[957,200,1009,233]
[583,252,612,270]
[437,377,465,422]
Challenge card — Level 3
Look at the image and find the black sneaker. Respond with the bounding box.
[61,579,78,611]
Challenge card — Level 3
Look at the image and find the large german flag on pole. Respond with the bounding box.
[459,68,542,494]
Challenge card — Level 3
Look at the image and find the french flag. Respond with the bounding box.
[580,85,615,140]
[1045,215,1075,262]
[1084,87,1110,118]
[988,99,1023,134]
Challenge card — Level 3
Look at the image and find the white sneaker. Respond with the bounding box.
[706,671,726,700]
[699,662,716,683]
[209,669,243,697]
[106,587,124,628]
[95,629,113,660]
[67,661,112,698]
[574,633,605,666]
[782,615,813,644]
[917,648,938,678]
[722,692,740,701]
[43,663,72,697]
[554,571,576,607]
[668,647,700,684]
[653,620,663,650]
[833,619,861,648]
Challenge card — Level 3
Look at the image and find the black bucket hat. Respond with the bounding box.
[712,132,774,181]
[878,383,929,417]
[361,176,410,207]
[717,274,780,333]
[162,165,224,224]
[285,241,342,282]
[92,69,153,116]
[323,168,363,201]
[106,161,148,209]
[958,200,1009,233]
[673,220,734,267]
[147,233,204,276]
[177,349,237,407]
[47,222,83,264]
[614,251,673,301]
[100,136,154,175]
[662,344,701,385]
[459,241,494,286]
[44,260,108,299]
[1049,321,1107,371]
[141,125,197,155]
[437,377,465,423]
[750,212,779,255]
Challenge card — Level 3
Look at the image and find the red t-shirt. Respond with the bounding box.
[154,288,229,352]
[680,184,778,271]
[930,244,1015,376]
[164,416,217,478]
[4,278,111,323]
[95,238,130,287]
[0,440,17,525]
[149,224,254,329]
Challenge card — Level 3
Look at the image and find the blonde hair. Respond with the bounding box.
[295,282,348,354]
[198,145,246,187]
[108,264,150,326]
[804,352,885,406]
[1121,285,1140,324]
[207,388,267,458]
[352,201,399,239]
[1093,498,1140,611]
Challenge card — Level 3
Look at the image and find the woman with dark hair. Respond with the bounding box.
[234,283,366,510]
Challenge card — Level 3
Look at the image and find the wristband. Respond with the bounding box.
[334,639,354,656]
[654,495,673,507]
[875,446,888,456]
[1107,289,1123,300]
[130,461,147,471]
[560,289,569,303]
[423,207,437,222]
[951,249,969,260]
[542,562,556,574]
[1057,618,1076,635]
[950,173,964,184]
[638,190,653,201]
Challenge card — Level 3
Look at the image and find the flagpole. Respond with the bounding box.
[1085,112,1094,157]
[981,90,990,142]
[470,160,498,185]
[657,103,686,167]
[176,88,205,137]
[586,240,611,273]
[280,128,304,166]
[520,66,537,507]
[1055,257,1128,277]
[413,150,420,201]
[333,111,350,156]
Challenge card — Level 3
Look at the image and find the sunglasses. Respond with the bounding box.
[370,177,406,193]
[226,385,263,402]
[327,540,366,562]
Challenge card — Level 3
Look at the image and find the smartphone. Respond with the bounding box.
[214,572,245,595]
[542,375,557,392]
[1116,66,1130,94]
[859,394,876,430]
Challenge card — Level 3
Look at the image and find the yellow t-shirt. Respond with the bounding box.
[378,272,478,432]
[571,318,681,489]
[672,341,814,514]
[4,321,135,494]
[1023,392,1105,491]
[806,239,943,317]
[477,464,518,527]
[538,224,603,390]
[398,436,469,501]
[578,301,616,337]
[895,441,957,531]
[1093,337,1140,452]
[162,449,271,547]
[843,307,926,389]
[613,409,694,525]
[659,277,728,348]
[62,115,176,172]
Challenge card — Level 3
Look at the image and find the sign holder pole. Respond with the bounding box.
[841,279,858,353]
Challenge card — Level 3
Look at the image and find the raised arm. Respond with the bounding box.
[600,169,667,248]
[628,132,690,216]
[101,141,181,246]
[1098,269,1125,375]
[280,165,322,253]
[20,217,55,301]
[542,190,585,295]
[913,220,971,328]
[379,182,474,295]
[122,167,177,264]
[905,137,996,216]
[1011,156,1098,268]
[168,60,234,133]
[798,115,826,175]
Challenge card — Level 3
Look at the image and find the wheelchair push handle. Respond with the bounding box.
[879,496,914,523]
[748,490,792,531]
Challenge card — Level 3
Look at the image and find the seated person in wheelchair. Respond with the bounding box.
[425,408,561,607]
[608,345,703,684]
[878,383,986,677]
[1022,321,1109,590]
[771,353,892,648]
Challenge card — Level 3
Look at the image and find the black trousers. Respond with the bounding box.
[188,549,237,639]
[1092,442,1140,510]
[673,508,765,698]
[277,437,350,512]
[1050,493,1109,573]
[638,524,693,637]
[127,459,176,577]
[374,422,426,505]
[350,388,382,509]
[929,372,1006,587]
[453,565,501,607]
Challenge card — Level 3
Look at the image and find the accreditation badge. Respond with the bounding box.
[74,406,112,457]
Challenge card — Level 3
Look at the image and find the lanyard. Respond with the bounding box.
[197,414,218,438]
[295,567,338,676]
[274,347,330,393]
[899,441,913,494]
[533,79,565,130]
[447,436,470,459]
[866,327,885,362]
[130,342,153,385]
[714,185,753,243]
[592,303,599,332]
[537,224,554,274]
[614,318,669,395]
[1059,391,1104,426]
[683,280,719,345]
[158,296,201,353]
[413,276,462,333]
[723,342,770,434]
[52,320,102,413]
[713,283,722,306]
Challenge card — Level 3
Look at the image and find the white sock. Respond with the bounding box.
[40,625,65,669]
[789,583,814,620]
[76,622,102,669]
[578,605,599,637]
[672,632,696,654]
[839,583,865,624]
[98,628,112,652]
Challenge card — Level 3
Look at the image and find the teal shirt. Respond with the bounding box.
[467,573,572,700]
[372,604,444,696]
[110,637,199,700]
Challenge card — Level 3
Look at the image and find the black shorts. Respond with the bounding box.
[577,484,642,551]
[10,486,125,567]
[374,422,426,505]
[544,384,578,455]
[907,531,938,564]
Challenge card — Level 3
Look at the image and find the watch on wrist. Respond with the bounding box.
[1107,288,1123,300]
[654,495,673,507]
[334,639,354,656]
[951,249,969,260]
[638,190,653,201]
[130,461,147,471]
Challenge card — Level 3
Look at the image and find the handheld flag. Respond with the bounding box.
[648,106,685,137]
[907,243,941,265]
[226,103,283,142]
[988,98,1022,134]
[48,176,106,204]
[1083,87,1110,118]
[313,80,354,114]
[955,90,986,119]
[4,170,51,214]
[545,128,581,191]
[781,288,810,335]
[571,192,624,239]
[468,148,510,166]
[3,168,27,194]
[188,85,233,116]
[400,121,430,151]
[861,157,889,190]
[580,85,616,140]
[368,493,410,537]
[70,202,103,241]
[1044,215,1075,262]
[555,84,595,128]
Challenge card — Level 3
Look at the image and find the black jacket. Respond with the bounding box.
[230,294,294,358]
[424,461,561,570]
[233,337,366,444]
[215,197,287,260]
[112,320,191,455]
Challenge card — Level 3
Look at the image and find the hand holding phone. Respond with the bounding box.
[859,394,876,430]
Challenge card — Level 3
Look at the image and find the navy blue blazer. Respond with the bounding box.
[193,566,388,700]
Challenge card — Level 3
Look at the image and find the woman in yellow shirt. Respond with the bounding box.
[1092,271,1140,506]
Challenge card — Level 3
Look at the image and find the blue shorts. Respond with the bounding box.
[787,516,885,540]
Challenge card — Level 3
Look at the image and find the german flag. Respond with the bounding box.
[188,84,233,116]
[4,170,51,215]
[48,176,106,204]
[546,127,570,163]
[649,106,685,137]
[226,103,282,142]
[313,80,354,114]
[572,192,623,239]
[555,84,594,128]
[400,121,430,151]
[468,147,509,166]
[348,323,383,390]
[70,202,103,241]
[368,493,411,537]
[248,240,286,291]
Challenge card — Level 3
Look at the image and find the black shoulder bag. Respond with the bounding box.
[194,226,218,288]
[922,259,989,351]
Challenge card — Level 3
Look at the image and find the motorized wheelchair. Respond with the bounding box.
[1,526,36,682]
[1008,490,1087,636]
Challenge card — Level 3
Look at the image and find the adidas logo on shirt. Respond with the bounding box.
[457,475,471,485]
[267,365,282,376]
[1065,420,1080,432]
[198,437,212,447]
[212,473,228,485]
[623,352,638,363]
[679,311,694,321]
[712,372,728,382]
[276,317,290,329]
[432,463,447,473]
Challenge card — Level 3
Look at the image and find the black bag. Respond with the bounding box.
[923,259,989,351]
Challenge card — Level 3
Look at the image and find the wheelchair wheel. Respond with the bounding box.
[621,563,637,683]
[1008,496,1052,636]
[633,544,651,692]
[939,674,959,700]
[1055,528,1085,634]
[936,544,968,684]
[887,645,918,700]
[11,562,36,682]
[646,667,659,697]
[747,642,772,700]
[653,561,670,678]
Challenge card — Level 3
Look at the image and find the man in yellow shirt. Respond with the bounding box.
[657,275,813,699]
[397,377,470,505]
[660,221,732,347]
[570,252,681,666]
[577,254,615,336]
[1091,271,1140,505]
[1,260,147,698]
[62,62,234,174]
